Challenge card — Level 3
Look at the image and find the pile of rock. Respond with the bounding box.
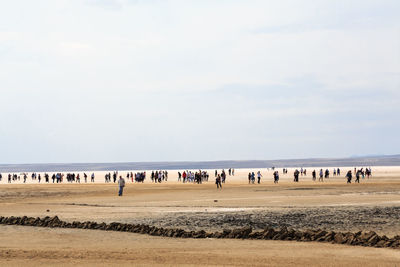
[0,215,399,249]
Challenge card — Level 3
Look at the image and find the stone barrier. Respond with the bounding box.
[0,215,399,249]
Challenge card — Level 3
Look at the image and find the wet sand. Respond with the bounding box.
[1,167,400,265]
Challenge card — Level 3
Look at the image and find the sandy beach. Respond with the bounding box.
[1,166,400,266]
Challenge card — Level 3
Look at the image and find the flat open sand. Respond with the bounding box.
[1,167,400,266]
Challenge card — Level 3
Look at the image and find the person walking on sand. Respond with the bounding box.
[346,170,352,184]
[355,170,360,183]
[273,171,279,184]
[294,169,300,182]
[216,174,222,189]
[312,170,316,181]
[319,169,323,182]
[257,171,262,184]
[118,176,126,196]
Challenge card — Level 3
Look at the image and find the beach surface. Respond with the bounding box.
[1,167,400,266]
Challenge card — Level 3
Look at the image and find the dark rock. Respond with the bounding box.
[367,234,380,246]
[193,230,206,238]
[262,228,276,240]
[334,233,346,244]
[360,231,376,242]
[376,240,387,247]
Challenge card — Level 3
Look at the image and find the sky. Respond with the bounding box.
[0,0,399,164]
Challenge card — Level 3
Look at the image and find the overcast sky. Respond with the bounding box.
[0,0,399,164]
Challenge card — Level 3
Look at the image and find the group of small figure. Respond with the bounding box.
[0,166,373,188]
[178,171,209,184]
[65,173,95,183]
[247,171,263,184]
[243,167,372,184]
[151,171,167,183]
[310,169,337,182]
[1,172,95,184]
[215,169,231,188]
[106,171,146,183]
[346,168,372,183]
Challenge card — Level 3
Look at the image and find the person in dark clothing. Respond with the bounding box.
[294,169,300,182]
[355,170,360,183]
[346,170,352,184]
[273,171,279,184]
[216,174,222,189]
[312,170,316,181]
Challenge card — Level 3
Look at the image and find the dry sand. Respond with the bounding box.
[1,166,400,266]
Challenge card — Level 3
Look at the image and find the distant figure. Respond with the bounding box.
[216,174,222,189]
[248,173,251,184]
[294,169,300,182]
[118,176,126,196]
[366,168,372,178]
[346,171,352,184]
[312,170,316,181]
[273,171,279,184]
[257,171,262,184]
[355,170,360,183]
[232,169,235,176]
[319,169,323,182]
[91,173,95,183]
[325,169,330,179]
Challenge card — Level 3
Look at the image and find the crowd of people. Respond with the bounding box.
[178,170,209,183]
[151,171,167,183]
[0,167,373,189]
